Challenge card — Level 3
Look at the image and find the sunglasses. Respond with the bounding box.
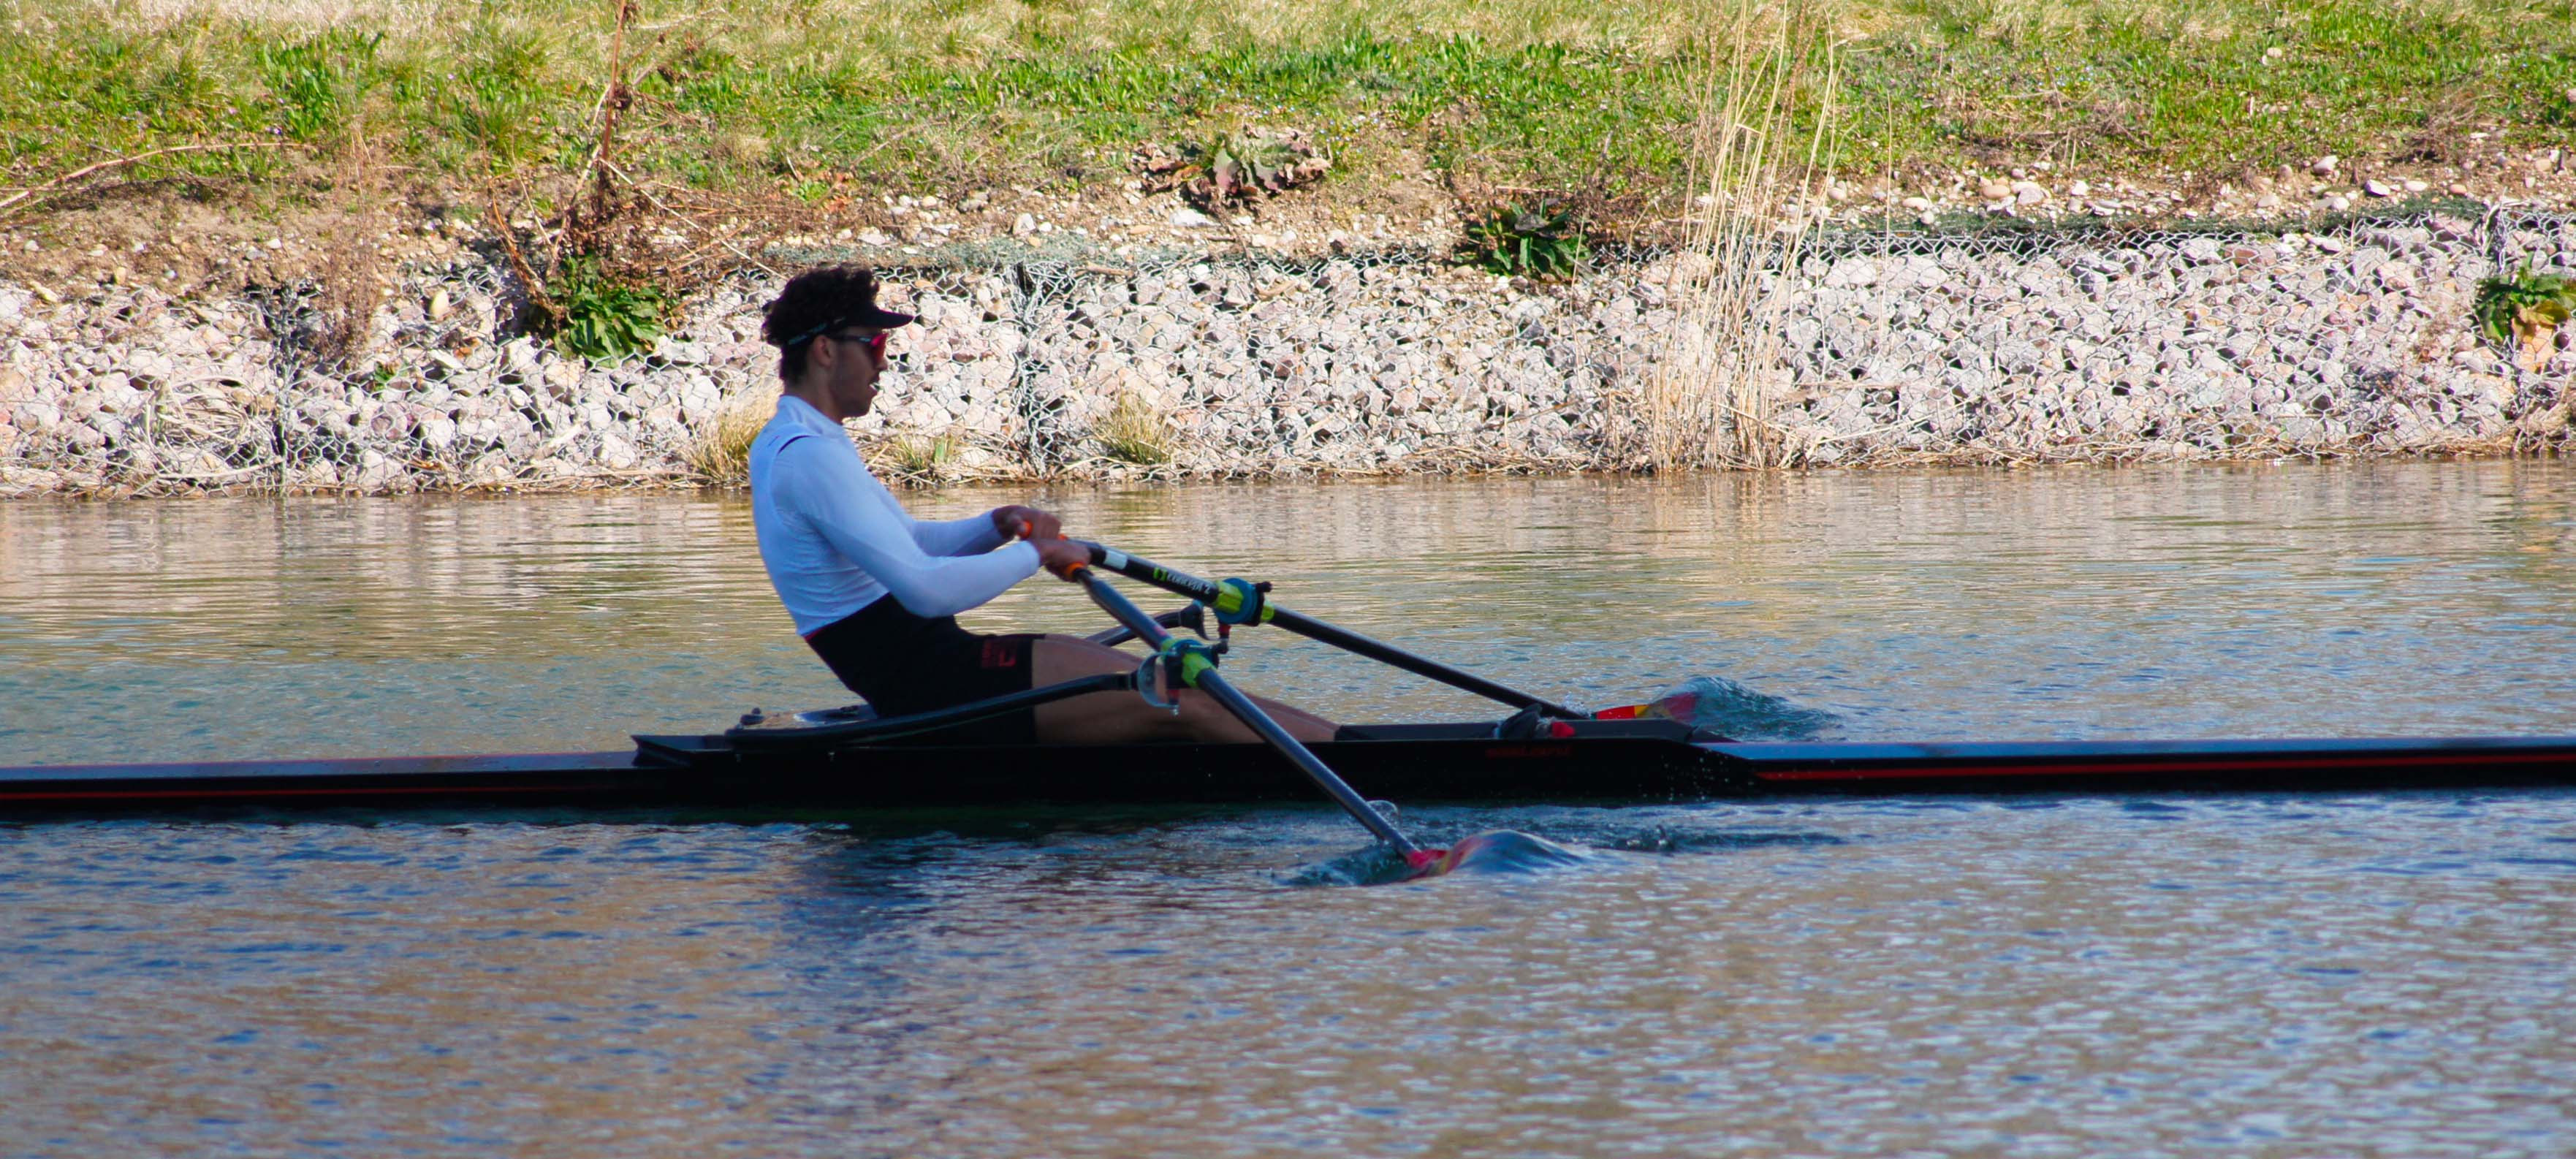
[826,330,891,357]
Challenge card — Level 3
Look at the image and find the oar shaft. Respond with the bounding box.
[1076,542,1581,718]
[1197,668,1415,852]
[1263,607,1579,717]
[1073,567,1418,854]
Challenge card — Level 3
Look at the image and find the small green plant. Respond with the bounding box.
[1133,127,1329,208]
[544,254,668,362]
[1461,199,1590,279]
[2473,259,2576,365]
[1093,392,1173,465]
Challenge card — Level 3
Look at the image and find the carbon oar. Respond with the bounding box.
[1074,542,1582,719]
[1065,560,1432,862]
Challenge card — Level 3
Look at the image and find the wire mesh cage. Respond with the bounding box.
[1,208,2568,496]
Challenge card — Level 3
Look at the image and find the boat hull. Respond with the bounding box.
[4,725,2574,818]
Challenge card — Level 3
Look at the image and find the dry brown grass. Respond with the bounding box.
[1641,0,1842,471]
[95,0,441,28]
[313,103,387,370]
[870,431,962,486]
[680,390,770,484]
[1093,392,1175,466]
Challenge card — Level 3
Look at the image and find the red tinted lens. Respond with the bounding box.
[867,332,889,354]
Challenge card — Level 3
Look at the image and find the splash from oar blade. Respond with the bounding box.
[1592,674,1839,740]
[1399,830,1589,879]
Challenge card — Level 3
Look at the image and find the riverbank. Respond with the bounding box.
[8,0,2576,494]
[7,0,2576,294]
[2,206,2568,496]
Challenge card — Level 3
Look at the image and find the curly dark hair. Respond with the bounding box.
[761,265,910,382]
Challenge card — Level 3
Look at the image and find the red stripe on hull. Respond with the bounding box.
[1752,750,2576,783]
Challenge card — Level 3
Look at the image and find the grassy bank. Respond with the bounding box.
[3,0,2573,235]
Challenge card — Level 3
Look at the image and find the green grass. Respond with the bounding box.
[1853,0,2576,176]
[2,0,2571,229]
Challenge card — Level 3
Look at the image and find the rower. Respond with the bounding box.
[749,264,1339,745]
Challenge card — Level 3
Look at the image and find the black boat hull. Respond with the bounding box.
[4,723,2575,818]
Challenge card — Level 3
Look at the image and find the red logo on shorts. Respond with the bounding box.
[982,639,1019,669]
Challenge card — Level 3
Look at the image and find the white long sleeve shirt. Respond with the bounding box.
[748,395,1039,635]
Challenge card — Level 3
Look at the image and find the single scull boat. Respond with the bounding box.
[7,542,2572,818]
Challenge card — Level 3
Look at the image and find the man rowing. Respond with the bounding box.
[749,264,1337,745]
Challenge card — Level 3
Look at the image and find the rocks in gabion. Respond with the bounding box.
[1,212,2572,496]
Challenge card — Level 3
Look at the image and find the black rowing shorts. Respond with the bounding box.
[805,596,1041,745]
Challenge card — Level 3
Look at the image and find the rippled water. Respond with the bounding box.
[4,462,2575,1155]
[6,461,2575,761]
[7,799,2572,1156]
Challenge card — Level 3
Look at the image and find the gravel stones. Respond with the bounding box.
[3,213,2571,495]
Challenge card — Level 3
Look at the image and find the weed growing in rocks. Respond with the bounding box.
[544,254,668,362]
[877,433,961,484]
[1093,393,1174,465]
[681,392,770,484]
[483,0,681,366]
[1460,200,1590,279]
[2474,259,2576,369]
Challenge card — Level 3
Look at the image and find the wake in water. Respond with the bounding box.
[1596,674,1839,740]
[1279,677,1835,886]
[1280,819,1831,884]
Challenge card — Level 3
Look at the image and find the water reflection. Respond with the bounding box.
[5,462,2575,1155]
[2,460,2573,766]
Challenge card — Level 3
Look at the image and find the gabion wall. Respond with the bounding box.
[1775,208,2575,463]
[0,208,2566,496]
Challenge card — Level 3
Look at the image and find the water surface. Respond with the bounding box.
[5,460,2573,760]
[3,463,2574,1157]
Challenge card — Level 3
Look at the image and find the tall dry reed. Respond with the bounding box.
[1643,0,1839,471]
[314,79,390,371]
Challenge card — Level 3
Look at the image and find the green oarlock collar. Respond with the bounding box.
[1156,636,1220,688]
[1210,577,1271,626]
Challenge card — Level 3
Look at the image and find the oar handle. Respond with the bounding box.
[1074,541,1583,719]
[1069,564,1419,855]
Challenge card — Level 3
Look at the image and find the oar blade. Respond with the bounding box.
[1593,675,1839,740]
[1399,829,1589,880]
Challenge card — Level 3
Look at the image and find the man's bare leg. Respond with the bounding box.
[1028,635,1338,745]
